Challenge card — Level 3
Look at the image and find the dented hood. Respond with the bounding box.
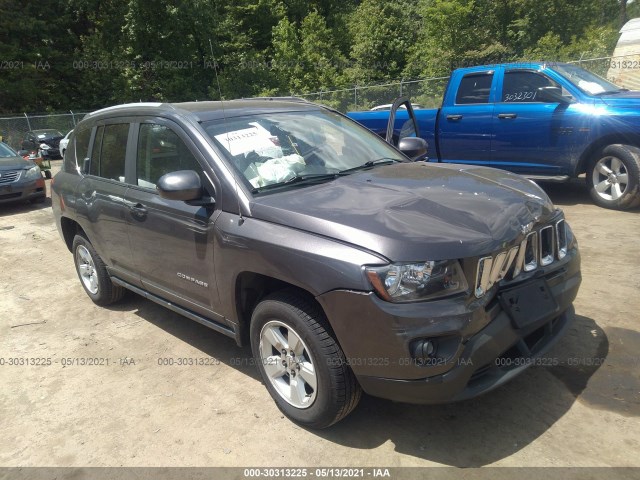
[250,162,556,262]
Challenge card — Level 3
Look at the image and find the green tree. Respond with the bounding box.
[346,0,419,84]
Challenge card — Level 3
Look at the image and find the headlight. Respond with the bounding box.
[365,260,468,302]
[24,165,41,180]
[39,143,50,150]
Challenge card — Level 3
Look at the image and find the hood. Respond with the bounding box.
[0,155,36,171]
[598,90,640,107]
[40,136,62,147]
[250,162,556,262]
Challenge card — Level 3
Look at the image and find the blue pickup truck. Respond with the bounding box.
[348,62,640,210]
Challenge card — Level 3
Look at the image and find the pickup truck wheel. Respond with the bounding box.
[587,144,640,210]
[72,234,125,306]
[250,291,361,429]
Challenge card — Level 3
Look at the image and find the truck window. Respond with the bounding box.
[455,73,494,104]
[136,124,200,189]
[502,71,562,102]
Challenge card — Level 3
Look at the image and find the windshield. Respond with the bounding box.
[552,64,623,95]
[202,109,406,192]
[0,142,18,158]
[34,129,63,138]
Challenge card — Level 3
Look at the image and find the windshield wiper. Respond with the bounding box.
[338,158,401,175]
[251,173,341,194]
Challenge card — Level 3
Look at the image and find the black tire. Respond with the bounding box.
[72,234,125,306]
[250,290,361,429]
[44,170,52,179]
[29,195,46,204]
[586,144,640,210]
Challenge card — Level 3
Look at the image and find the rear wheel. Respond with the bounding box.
[72,234,125,305]
[587,144,640,210]
[250,290,361,428]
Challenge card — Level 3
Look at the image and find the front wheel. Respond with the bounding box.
[587,144,640,210]
[250,291,361,429]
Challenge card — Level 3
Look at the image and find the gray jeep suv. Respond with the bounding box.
[52,99,581,428]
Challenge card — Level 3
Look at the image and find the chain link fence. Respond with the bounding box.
[299,55,640,112]
[0,112,88,152]
[298,76,450,113]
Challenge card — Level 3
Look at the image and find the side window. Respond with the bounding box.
[95,124,128,181]
[136,124,200,189]
[455,73,494,104]
[89,126,103,176]
[502,71,562,102]
[72,127,91,171]
[399,119,417,140]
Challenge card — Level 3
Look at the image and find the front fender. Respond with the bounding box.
[213,212,386,321]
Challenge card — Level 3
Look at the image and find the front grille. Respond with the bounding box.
[0,170,20,184]
[474,219,568,298]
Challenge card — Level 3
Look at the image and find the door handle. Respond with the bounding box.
[498,113,517,119]
[446,114,463,121]
[130,203,148,217]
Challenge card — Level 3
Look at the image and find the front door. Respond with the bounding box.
[124,119,222,318]
[491,69,580,176]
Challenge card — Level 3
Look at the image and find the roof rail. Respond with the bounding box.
[238,96,311,103]
[86,102,168,117]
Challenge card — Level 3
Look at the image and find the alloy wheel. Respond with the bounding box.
[259,320,318,409]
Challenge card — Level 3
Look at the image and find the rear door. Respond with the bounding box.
[124,118,222,319]
[75,120,140,287]
[437,70,496,165]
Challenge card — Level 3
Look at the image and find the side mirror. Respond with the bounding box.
[398,137,428,161]
[537,86,571,104]
[157,170,204,202]
[157,170,215,206]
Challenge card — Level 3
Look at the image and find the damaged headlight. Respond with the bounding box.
[365,260,468,302]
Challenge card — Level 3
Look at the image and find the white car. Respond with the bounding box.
[59,129,73,158]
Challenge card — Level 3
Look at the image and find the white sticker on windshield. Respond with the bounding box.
[37,134,46,139]
[215,123,279,157]
[577,80,605,94]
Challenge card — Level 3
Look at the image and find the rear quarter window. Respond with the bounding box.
[66,126,91,172]
[455,73,494,104]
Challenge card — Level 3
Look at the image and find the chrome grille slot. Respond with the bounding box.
[523,231,538,272]
[475,256,493,298]
[539,226,554,266]
[0,170,20,184]
[556,219,567,259]
[474,247,519,298]
[500,246,519,279]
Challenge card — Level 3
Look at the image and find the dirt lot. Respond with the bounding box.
[1,160,639,469]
